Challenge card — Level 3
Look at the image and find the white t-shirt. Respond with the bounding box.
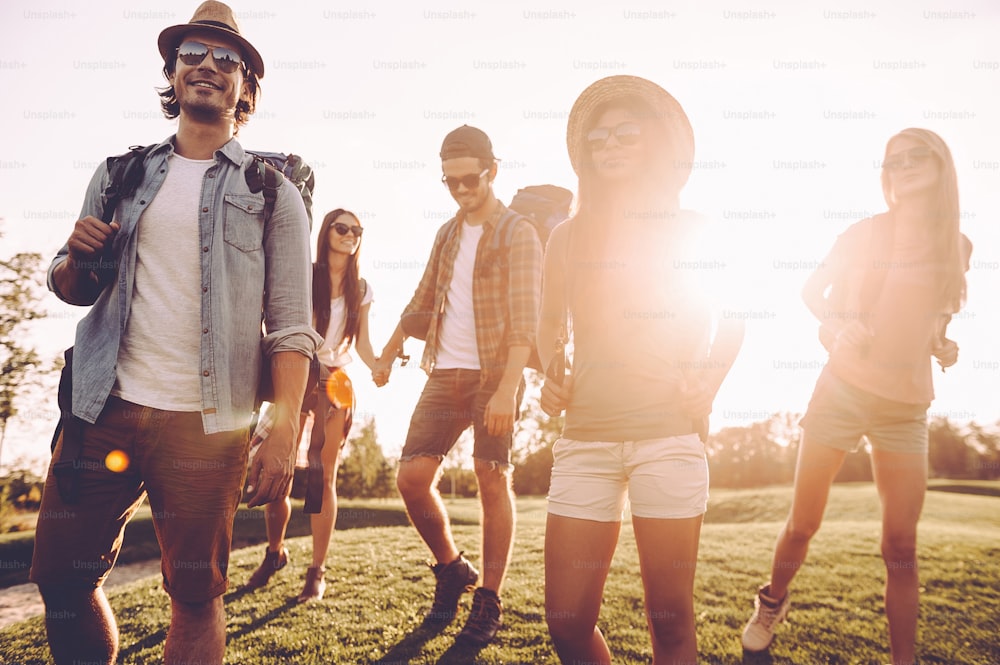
[114,153,211,411]
[316,281,374,368]
[435,221,483,369]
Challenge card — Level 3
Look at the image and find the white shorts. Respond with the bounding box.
[547,434,709,522]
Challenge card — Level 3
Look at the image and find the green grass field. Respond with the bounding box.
[1,483,997,664]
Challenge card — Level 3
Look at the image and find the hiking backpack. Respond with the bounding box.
[507,184,574,250]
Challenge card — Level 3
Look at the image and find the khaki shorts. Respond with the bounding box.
[401,368,523,467]
[547,434,709,522]
[800,368,930,454]
[30,396,250,603]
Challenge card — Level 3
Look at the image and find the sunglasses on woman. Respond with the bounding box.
[442,168,489,192]
[586,122,642,151]
[176,41,244,74]
[332,222,364,238]
[883,146,935,171]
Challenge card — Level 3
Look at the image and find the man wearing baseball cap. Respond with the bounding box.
[30,3,319,663]
[375,125,543,646]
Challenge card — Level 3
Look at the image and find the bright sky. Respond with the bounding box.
[1,0,998,472]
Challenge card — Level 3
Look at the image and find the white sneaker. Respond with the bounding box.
[741,585,790,652]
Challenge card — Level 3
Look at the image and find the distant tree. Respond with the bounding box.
[437,465,479,499]
[967,422,1000,480]
[928,416,974,478]
[706,413,800,488]
[0,228,49,461]
[337,417,396,499]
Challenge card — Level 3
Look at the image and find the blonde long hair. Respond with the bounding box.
[880,128,966,311]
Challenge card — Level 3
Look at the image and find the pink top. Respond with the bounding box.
[824,216,970,405]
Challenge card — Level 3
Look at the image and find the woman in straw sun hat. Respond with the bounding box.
[537,75,745,663]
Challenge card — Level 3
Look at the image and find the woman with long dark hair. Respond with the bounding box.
[741,129,972,665]
[245,208,378,602]
[537,75,744,664]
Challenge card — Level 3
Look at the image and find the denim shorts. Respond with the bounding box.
[401,368,524,467]
[30,396,250,602]
[799,368,930,454]
[547,434,709,522]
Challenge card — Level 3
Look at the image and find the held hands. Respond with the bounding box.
[371,356,392,387]
[932,337,959,372]
[540,372,573,417]
[245,412,297,508]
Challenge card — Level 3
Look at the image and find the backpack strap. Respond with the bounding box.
[244,155,285,223]
[491,208,525,253]
[94,144,156,288]
[102,144,156,223]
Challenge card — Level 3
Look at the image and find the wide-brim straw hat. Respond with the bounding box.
[158,0,265,78]
[566,75,694,186]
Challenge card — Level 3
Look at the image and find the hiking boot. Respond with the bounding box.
[297,566,326,603]
[742,584,790,652]
[244,547,288,591]
[425,553,479,624]
[456,587,503,646]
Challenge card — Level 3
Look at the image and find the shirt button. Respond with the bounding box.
[139,200,146,205]
[202,286,208,293]
[202,328,209,334]
[202,207,209,213]
[208,173,215,179]
[203,246,209,252]
[203,371,210,377]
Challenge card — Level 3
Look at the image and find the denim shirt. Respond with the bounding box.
[48,136,321,434]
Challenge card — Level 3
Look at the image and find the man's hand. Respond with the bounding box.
[67,215,118,267]
[245,410,298,508]
[932,337,959,371]
[540,373,573,417]
[484,386,518,436]
[53,216,121,303]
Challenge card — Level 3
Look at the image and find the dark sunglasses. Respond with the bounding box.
[442,168,489,192]
[586,122,642,151]
[176,41,244,74]
[332,221,364,238]
[883,146,935,171]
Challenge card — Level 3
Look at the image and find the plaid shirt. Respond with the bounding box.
[402,201,543,385]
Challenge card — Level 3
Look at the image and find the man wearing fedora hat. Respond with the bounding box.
[30,2,319,663]
[374,125,543,646]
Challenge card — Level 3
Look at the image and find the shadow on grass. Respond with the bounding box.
[435,639,487,664]
[742,648,775,664]
[115,626,169,663]
[224,595,300,642]
[373,618,449,664]
[927,484,1000,498]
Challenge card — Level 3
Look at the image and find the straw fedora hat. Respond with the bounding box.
[566,75,694,186]
[158,1,265,77]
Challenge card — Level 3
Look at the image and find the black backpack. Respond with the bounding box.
[94,145,315,287]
